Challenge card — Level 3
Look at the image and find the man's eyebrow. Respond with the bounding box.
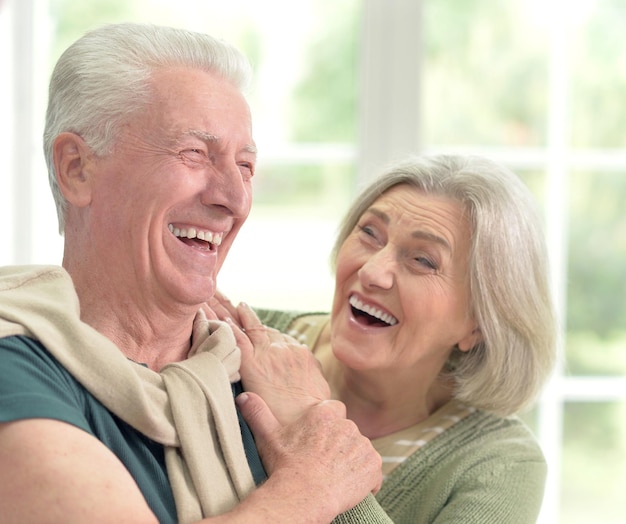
[185,130,219,142]
[184,130,258,155]
[366,207,451,251]
[243,143,258,155]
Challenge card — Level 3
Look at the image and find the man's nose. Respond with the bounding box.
[200,161,251,218]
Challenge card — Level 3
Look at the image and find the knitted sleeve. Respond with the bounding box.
[333,494,394,524]
[426,455,546,523]
[255,307,311,332]
[378,412,547,523]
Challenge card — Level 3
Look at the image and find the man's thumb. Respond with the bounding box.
[235,391,280,441]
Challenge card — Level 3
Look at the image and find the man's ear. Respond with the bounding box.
[457,326,482,352]
[53,132,96,207]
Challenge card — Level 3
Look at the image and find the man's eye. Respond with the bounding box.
[238,163,255,180]
[179,149,206,163]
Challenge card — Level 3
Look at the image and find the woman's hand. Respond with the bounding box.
[205,294,331,425]
[207,290,243,326]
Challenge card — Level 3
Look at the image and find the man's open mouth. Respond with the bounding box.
[169,224,223,251]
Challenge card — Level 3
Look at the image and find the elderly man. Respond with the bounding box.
[0,23,387,523]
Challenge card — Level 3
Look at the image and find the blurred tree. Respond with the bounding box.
[567,170,626,337]
[289,0,359,142]
[570,4,626,148]
[45,1,626,518]
[290,0,549,146]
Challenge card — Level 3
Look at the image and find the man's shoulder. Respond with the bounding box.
[0,264,67,288]
[0,335,98,431]
[0,335,72,380]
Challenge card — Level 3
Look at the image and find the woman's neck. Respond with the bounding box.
[313,322,453,439]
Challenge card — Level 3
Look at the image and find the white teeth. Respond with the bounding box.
[168,224,223,246]
[349,295,398,326]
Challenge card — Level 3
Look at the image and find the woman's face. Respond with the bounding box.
[330,184,480,376]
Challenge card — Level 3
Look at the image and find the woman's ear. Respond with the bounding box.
[457,326,482,352]
[53,132,96,208]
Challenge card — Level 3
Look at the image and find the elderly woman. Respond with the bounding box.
[218,153,557,524]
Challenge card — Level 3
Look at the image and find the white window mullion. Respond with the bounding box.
[537,1,572,522]
[10,0,37,264]
[357,0,424,187]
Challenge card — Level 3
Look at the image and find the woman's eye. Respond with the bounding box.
[358,224,375,237]
[356,223,387,248]
[415,256,437,271]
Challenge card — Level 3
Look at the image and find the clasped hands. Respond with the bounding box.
[204,292,382,510]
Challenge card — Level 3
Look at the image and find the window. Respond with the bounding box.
[3,0,624,521]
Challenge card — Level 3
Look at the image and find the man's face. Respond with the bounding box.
[82,67,256,308]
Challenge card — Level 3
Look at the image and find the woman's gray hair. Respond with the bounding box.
[331,154,557,416]
[44,23,253,233]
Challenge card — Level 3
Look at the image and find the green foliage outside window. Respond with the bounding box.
[48,1,626,521]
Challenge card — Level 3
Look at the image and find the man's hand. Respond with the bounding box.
[236,392,383,521]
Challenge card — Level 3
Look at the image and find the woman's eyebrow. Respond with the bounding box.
[411,230,451,251]
[366,207,451,251]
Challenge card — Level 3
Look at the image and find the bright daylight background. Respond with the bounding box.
[1,1,625,523]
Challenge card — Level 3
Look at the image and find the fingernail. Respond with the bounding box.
[236,392,249,406]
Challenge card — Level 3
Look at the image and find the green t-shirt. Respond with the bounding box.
[0,335,266,523]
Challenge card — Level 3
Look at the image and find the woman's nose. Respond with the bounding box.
[357,248,395,290]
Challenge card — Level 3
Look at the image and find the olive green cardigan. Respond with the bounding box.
[257,308,547,524]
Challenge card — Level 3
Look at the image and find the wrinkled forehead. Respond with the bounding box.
[367,184,472,248]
